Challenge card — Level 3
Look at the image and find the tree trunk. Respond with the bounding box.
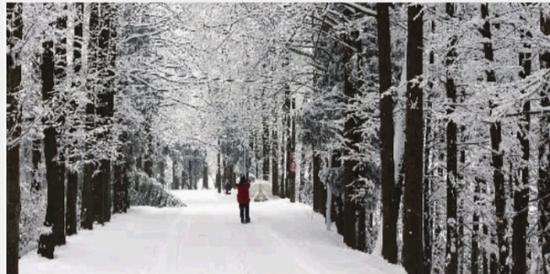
[143,128,154,177]
[330,150,343,235]
[357,204,366,252]
[272,117,280,197]
[42,33,67,247]
[182,161,189,189]
[113,159,129,213]
[90,3,116,225]
[81,121,95,232]
[189,159,194,189]
[445,4,458,274]
[263,115,270,181]
[82,3,99,230]
[158,153,166,187]
[424,87,433,274]
[172,157,178,189]
[480,4,504,273]
[282,87,290,199]
[342,22,362,250]
[286,92,296,202]
[54,3,69,246]
[472,178,482,274]
[377,3,398,263]
[113,130,129,215]
[203,163,209,189]
[312,147,324,214]
[7,3,22,272]
[278,119,288,198]
[217,152,221,193]
[81,161,95,229]
[93,160,107,224]
[230,163,236,188]
[423,16,436,274]
[29,53,43,194]
[512,26,532,274]
[66,170,78,235]
[66,2,84,236]
[113,163,126,213]
[539,12,550,274]
[402,5,424,274]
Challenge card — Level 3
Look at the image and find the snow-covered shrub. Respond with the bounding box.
[129,171,185,208]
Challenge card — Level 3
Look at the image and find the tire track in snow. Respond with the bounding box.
[148,211,185,274]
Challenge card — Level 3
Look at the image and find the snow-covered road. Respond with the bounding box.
[20,190,405,274]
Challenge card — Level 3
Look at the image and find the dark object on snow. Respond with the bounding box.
[224,181,231,195]
[239,203,250,224]
[38,232,55,259]
[237,176,250,204]
[237,176,251,223]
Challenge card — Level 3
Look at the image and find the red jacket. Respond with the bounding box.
[237,182,250,204]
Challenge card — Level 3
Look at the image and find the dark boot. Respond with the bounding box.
[245,203,250,223]
[239,204,245,224]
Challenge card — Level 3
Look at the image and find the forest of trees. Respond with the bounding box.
[6,3,550,274]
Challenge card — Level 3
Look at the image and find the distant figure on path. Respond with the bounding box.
[237,176,251,224]
[224,180,231,195]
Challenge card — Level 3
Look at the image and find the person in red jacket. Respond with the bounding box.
[237,176,251,224]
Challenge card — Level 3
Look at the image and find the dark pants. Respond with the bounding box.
[239,203,250,223]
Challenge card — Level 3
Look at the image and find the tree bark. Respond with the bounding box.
[203,163,209,189]
[42,31,67,247]
[66,2,84,236]
[331,150,343,235]
[143,127,154,177]
[263,115,270,181]
[377,3,398,263]
[480,4,504,273]
[342,21,363,249]
[423,15,437,274]
[7,3,22,272]
[445,4,458,274]
[93,160,108,224]
[512,26,532,274]
[312,147,324,214]
[158,152,166,187]
[81,161,95,229]
[113,161,128,213]
[471,178,482,274]
[402,5,424,274]
[217,151,221,193]
[189,159,194,189]
[281,121,287,198]
[286,96,296,202]
[66,169,78,235]
[82,2,99,229]
[283,85,292,199]
[539,12,550,274]
[272,117,280,197]
[172,156,179,189]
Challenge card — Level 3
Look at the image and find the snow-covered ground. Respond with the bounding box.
[20,190,405,274]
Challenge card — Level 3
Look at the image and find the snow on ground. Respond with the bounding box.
[20,190,405,274]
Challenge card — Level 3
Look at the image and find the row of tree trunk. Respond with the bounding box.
[263,4,550,274]
[7,5,134,272]
[375,4,550,274]
[170,154,209,190]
